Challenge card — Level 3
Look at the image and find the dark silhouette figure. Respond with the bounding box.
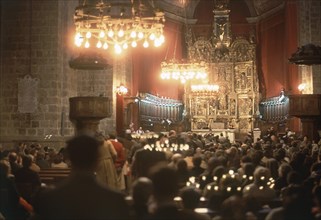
[33,135,129,220]
[14,155,41,204]
[0,160,29,220]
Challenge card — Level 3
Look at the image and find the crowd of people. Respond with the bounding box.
[1,126,321,220]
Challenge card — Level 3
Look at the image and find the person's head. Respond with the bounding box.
[176,159,188,172]
[250,150,263,166]
[132,177,153,206]
[52,153,63,164]
[8,152,18,163]
[283,185,314,220]
[253,167,270,185]
[149,164,178,202]
[22,155,33,168]
[278,163,292,178]
[265,158,279,179]
[66,135,100,171]
[220,195,246,220]
[243,162,255,177]
[286,171,302,185]
[240,155,252,165]
[169,130,176,137]
[36,151,46,160]
[192,156,202,168]
[211,165,226,181]
[180,187,201,210]
[108,132,117,140]
[171,153,183,165]
[275,148,286,161]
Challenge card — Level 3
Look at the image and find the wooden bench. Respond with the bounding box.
[39,168,71,186]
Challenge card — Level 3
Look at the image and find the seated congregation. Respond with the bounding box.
[1,127,321,220]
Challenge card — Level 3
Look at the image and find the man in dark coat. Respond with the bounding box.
[33,135,129,220]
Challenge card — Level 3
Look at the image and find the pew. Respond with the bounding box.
[38,168,71,186]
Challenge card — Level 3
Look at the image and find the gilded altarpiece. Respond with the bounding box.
[186,38,259,133]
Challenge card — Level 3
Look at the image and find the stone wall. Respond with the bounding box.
[0,1,78,147]
[0,1,132,148]
[298,0,321,94]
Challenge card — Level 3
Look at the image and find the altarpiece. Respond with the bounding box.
[185,0,260,134]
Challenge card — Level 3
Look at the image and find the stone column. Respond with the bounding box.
[69,96,111,135]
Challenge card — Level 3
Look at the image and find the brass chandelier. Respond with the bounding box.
[73,0,165,54]
[160,0,208,84]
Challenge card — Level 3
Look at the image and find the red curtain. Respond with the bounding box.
[131,19,184,100]
[259,12,286,97]
[258,2,300,132]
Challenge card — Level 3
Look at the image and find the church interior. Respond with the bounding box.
[1,0,320,146]
[1,1,321,219]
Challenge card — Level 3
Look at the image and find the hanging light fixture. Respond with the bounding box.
[160,1,208,84]
[73,0,165,54]
[160,60,208,84]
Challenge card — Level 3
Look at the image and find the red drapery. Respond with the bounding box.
[131,20,184,100]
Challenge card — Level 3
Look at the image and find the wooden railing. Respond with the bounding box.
[39,168,71,186]
[259,95,289,122]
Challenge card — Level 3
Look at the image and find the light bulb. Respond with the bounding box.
[103,42,108,50]
[149,33,155,40]
[107,29,114,37]
[154,38,161,47]
[75,33,83,47]
[99,30,105,38]
[75,32,83,42]
[86,32,91,38]
[130,31,137,38]
[118,29,124,38]
[96,41,102,48]
[85,41,90,48]
[131,41,137,48]
[123,43,128,49]
[138,32,144,39]
[114,44,122,54]
[143,40,149,48]
[160,34,165,43]
[75,41,82,47]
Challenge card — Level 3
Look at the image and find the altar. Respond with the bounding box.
[192,128,236,143]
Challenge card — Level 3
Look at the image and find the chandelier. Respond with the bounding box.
[73,1,165,54]
[160,60,208,84]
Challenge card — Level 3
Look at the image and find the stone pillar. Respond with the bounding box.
[116,93,124,137]
[69,96,111,135]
